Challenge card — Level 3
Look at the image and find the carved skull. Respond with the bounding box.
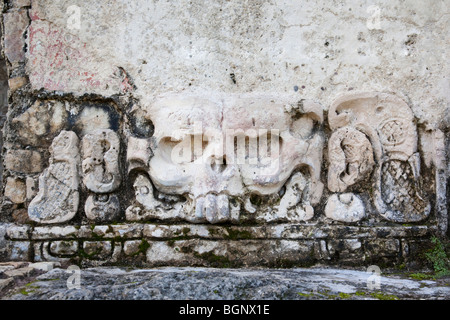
[131,93,324,224]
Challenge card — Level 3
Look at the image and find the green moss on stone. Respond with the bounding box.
[194,251,232,268]
[409,273,436,281]
[370,292,399,300]
[338,292,352,299]
[224,227,253,240]
[138,239,150,253]
[297,292,316,298]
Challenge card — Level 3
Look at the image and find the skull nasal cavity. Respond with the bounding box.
[210,156,227,174]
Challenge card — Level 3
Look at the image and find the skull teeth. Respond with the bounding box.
[195,193,230,224]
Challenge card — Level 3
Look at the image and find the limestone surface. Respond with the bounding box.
[2,267,449,300]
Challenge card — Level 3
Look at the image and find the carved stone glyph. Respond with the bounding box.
[131,174,159,211]
[82,129,121,194]
[327,127,374,193]
[275,172,314,222]
[125,172,190,222]
[127,136,153,173]
[126,93,324,224]
[81,129,121,222]
[328,92,430,223]
[28,131,80,224]
[325,193,366,223]
[85,194,120,223]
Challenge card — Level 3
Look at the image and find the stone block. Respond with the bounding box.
[49,241,79,256]
[363,239,401,260]
[4,266,36,279]
[4,177,26,204]
[123,240,143,256]
[28,261,61,272]
[11,100,68,147]
[4,150,43,173]
[32,226,79,240]
[82,241,112,260]
[327,239,364,261]
[3,10,29,64]
[146,240,316,267]
[8,77,27,92]
[6,225,30,240]
[9,241,30,261]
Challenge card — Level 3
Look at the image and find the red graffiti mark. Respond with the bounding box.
[29,22,123,93]
[28,25,46,55]
[29,11,40,21]
[80,76,101,88]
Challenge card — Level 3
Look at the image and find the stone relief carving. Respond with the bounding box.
[85,194,121,223]
[81,129,121,193]
[28,131,80,224]
[126,136,153,174]
[125,93,324,224]
[18,92,436,227]
[328,92,430,223]
[81,129,121,222]
[324,193,366,223]
[327,127,374,193]
[271,171,314,222]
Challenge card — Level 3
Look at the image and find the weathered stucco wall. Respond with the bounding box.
[0,0,448,268]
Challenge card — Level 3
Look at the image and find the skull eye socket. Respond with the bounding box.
[229,130,282,167]
[158,135,209,164]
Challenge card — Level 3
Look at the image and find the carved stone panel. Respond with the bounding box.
[28,130,80,224]
[328,92,430,223]
[1,0,447,269]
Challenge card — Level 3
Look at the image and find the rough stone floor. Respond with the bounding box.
[0,262,449,301]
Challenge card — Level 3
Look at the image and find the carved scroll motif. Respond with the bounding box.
[327,127,374,193]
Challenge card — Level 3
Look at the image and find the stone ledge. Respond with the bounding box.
[4,223,436,241]
[25,238,428,268]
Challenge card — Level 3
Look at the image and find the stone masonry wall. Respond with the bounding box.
[0,0,448,269]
